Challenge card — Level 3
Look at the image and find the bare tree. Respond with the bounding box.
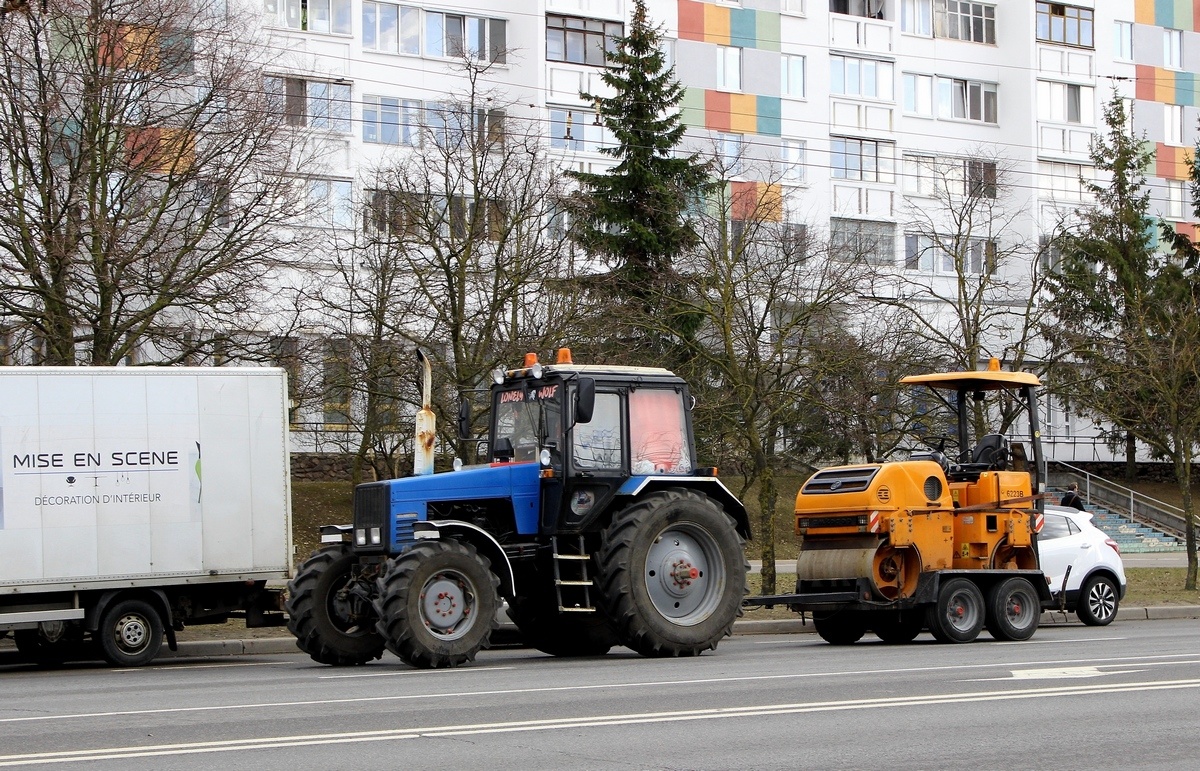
[0,0,315,365]
[334,60,586,463]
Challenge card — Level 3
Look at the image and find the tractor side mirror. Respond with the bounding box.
[576,377,595,424]
[457,397,471,439]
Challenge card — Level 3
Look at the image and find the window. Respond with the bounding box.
[717,46,741,91]
[718,132,743,175]
[831,218,895,264]
[266,77,351,133]
[1165,104,1184,145]
[1164,29,1183,69]
[323,338,353,428]
[1040,161,1090,201]
[366,189,418,235]
[832,137,895,182]
[831,55,894,100]
[781,139,806,184]
[1034,3,1093,47]
[903,73,933,115]
[782,55,806,98]
[197,180,231,228]
[1038,234,1062,273]
[935,0,996,44]
[629,390,690,474]
[425,12,506,63]
[363,2,420,54]
[546,14,622,66]
[782,0,807,14]
[307,179,354,229]
[265,0,351,34]
[1167,179,1186,219]
[573,391,622,470]
[905,234,993,273]
[901,0,932,35]
[964,159,997,198]
[1039,513,1079,540]
[362,95,422,145]
[549,107,611,152]
[902,154,936,196]
[1037,81,1093,124]
[829,0,884,19]
[937,77,997,123]
[1113,21,1133,61]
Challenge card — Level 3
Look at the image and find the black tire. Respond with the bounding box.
[925,577,985,643]
[13,626,91,667]
[1076,574,1119,626]
[813,612,866,645]
[871,611,923,644]
[985,577,1040,641]
[374,540,500,668]
[597,488,748,658]
[507,590,617,657]
[286,544,385,666]
[97,599,164,667]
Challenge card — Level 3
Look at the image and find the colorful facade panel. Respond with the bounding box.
[677,0,780,51]
[1134,0,1200,30]
[1135,65,1198,105]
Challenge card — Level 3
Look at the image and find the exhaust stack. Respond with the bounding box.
[414,349,435,476]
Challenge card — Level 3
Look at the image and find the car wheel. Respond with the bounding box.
[1076,574,1119,626]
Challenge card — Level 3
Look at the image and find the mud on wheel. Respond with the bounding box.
[597,487,748,658]
[374,539,500,668]
[286,543,385,666]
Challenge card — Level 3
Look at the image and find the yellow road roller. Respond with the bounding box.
[746,359,1052,644]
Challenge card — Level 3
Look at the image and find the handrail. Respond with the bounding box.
[1049,460,1188,536]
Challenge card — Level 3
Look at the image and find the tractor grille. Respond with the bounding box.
[802,466,879,495]
[352,483,389,533]
[394,514,418,547]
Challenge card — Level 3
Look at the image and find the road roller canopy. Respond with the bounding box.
[899,358,1040,392]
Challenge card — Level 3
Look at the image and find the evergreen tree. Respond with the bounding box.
[568,0,711,307]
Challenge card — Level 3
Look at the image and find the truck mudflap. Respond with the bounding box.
[742,569,1051,613]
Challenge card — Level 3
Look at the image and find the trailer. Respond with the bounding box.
[0,367,291,666]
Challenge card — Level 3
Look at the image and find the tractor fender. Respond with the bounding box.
[411,520,516,597]
[615,476,752,540]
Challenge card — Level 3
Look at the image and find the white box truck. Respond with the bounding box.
[0,367,292,666]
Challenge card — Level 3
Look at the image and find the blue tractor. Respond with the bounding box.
[286,349,751,667]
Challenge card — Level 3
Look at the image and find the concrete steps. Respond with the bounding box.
[1055,495,1187,553]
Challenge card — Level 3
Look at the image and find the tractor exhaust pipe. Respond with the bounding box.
[414,349,435,476]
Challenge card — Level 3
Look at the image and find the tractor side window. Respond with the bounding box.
[573,392,622,470]
[629,389,690,474]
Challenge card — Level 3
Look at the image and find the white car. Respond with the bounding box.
[1038,505,1127,625]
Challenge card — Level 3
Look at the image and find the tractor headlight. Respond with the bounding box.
[491,367,506,384]
[540,448,552,467]
[369,527,382,545]
[355,528,367,546]
[530,362,544,379]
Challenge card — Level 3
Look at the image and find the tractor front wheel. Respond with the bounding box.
[374,540,500,668]
[286,544,385,666]
[597,488,747,657]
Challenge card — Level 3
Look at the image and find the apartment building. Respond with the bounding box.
[258,0,1192,462]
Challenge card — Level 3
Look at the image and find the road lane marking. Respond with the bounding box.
[966,666,1148,681]
[3,677,1200,766]
[3,653,1198,725]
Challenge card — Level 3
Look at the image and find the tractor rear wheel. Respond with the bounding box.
[597,488,747,658]
[375,540,500,668]
[813,611,866,645]
[925,577,985,643]
[985,577,1040,641]
[287,544,385,666]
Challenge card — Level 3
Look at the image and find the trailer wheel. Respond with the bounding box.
[374,540,500,668]
[97,599,164,667]
[507,593,617,657]
[871,612,924,644]
[287,544,385,666]
[598,488,748,658]
[985,577,1040,641]
[813,612,866,645]
[1077,574,1119,626]
[925,578,985,643]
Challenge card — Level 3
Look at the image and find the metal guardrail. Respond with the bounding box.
[1049,460,1190,537]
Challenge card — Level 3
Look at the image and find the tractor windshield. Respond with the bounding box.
[493,382,561,462]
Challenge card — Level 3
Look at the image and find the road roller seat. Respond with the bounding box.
[968,433,1008,470]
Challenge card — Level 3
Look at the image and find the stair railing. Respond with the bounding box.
[1049,460,1188,537]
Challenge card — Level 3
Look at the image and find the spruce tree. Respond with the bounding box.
[568,0,711,304]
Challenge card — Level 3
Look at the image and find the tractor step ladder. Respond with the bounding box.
[551,535,596,613]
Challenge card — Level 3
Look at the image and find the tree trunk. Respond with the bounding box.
[1125,431,1137,484]
[1176,453,1197,591]
[755,453,777,595]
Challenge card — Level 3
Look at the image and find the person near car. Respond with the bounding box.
[1059,482,1087,511]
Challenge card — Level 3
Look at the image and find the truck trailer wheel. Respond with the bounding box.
[374,540,500,668]
[287,544,385,666]
[925,578,985,643]
[14,625,91,667]
[870,611,924,644]
[813,612,866,645]
[985,577,1040,641]
[598,488,748,658]
[97,599,164,667]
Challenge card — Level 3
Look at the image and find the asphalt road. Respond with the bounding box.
[2,619,1198,770]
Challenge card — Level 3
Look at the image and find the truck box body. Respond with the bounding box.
[0,367,292,656]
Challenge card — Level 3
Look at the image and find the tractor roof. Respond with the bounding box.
[900,359,1040,391]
